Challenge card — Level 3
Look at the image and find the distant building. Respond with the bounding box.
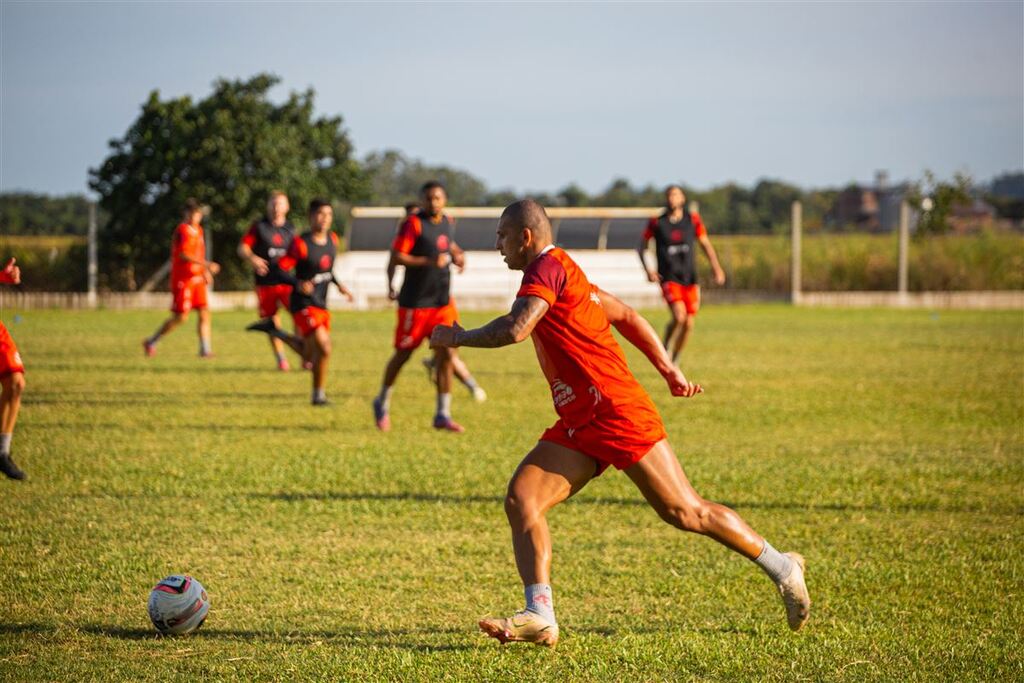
[827,171,908,232]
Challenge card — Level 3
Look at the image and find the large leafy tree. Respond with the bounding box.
[89,74,368,289]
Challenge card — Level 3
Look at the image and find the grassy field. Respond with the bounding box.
[0,305,1021,681]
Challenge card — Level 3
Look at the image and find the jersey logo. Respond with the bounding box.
[588,385,603,405]
[551,379,576,408]
[589,291,602,306]
[436,234,449,251]
[319,254,332,270]
[670,229,683,242]
[272,234,284,245]
[668,244,690,255]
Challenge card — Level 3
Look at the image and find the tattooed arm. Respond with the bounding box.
[429,296,549,349]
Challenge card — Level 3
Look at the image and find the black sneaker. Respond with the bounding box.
[311,396,330,406]
[245,318,279,334]
[0,453,26,480]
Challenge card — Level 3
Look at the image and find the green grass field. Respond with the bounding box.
[0,305,1021,681]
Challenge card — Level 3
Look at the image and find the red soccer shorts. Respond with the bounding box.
[539,399,667,475]
[256,284,292,319]
[171,277,208,314]
[661,282,700,315]
[394,301,458,350]
[293,306,330,337]
[0,322,24,377]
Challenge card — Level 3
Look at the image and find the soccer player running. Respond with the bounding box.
[638,184,726,363]
[431,199,809,647]
[143,199,220,358]
[394,204,487,403]
[239,191,296,371]
[373,181,467,432]
[0,258,27,480]
[256,199,353,406]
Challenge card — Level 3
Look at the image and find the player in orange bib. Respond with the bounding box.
[0,258,27,480]
[431,199,809,647]
[142,198,220,358]
[638,185,726,363]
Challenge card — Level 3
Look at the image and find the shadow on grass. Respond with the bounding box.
[0,623,473,652]
[249,490,1021,515]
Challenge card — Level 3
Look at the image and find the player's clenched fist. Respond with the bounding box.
[663,366,703,397]
[1,258,21,285]
[429,322,463,349]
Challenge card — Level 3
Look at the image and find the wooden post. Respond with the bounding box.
[87,202,98,308]
[898,200,910,303]
[791,200,802,304]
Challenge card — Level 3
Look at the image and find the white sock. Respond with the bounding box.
[313,388,326,402]
[436,392,452,418]
[462,375,479,392]
[0,433,11,455]
[199,338,212,355]
[525,583,556,623]
[753,539,794,583]
[377,385,393,411]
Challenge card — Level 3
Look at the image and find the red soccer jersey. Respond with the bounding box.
[170,222,206,282]
[517,246,656,429]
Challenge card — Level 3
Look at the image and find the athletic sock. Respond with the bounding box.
[524,583,556,624]
[752,539,794,583]
[199,338,212,356]
[312,388,327,402]
[275,351,287,364]
[436,392,452,418]
[377,385,394,412]
[462,375,480,392]
[146,334,160,346]
[0,433,11,455]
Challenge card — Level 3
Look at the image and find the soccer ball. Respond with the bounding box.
[147,574,210,635]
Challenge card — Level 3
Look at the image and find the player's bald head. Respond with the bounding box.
[499,198,552,243]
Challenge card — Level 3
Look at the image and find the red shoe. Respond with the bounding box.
[432,415,465,433]
[142,339,156,357]
[278,358,291,372]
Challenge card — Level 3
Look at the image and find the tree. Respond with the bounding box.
[906,170,973,236]
[0,193,100,236]
[89,74,368,290]
[363,149,489,206]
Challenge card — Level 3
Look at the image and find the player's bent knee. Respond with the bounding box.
[660,501,709,533]
[11,373,25,395]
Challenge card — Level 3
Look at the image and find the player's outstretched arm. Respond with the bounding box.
[596,288,702,397]
[430,296,549,349]
[698,234,726,285]
[637,237,658,283]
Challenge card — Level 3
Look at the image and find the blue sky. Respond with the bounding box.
[1,1,1021,196]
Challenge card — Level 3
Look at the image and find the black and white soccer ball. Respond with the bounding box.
[147,574,210,635]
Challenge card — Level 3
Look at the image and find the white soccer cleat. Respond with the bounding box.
[777,552,810,631]
[471,386,487,403]
[479,609,559,647]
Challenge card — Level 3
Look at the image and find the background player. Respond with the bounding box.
[372,181,466,432]
[255,199,353,405]
[0,258,26,480]
[142,198,220,358]
[391,204,487,403]
[239,191,296,371]
[638,185,726,362]
[431,199,809,647]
